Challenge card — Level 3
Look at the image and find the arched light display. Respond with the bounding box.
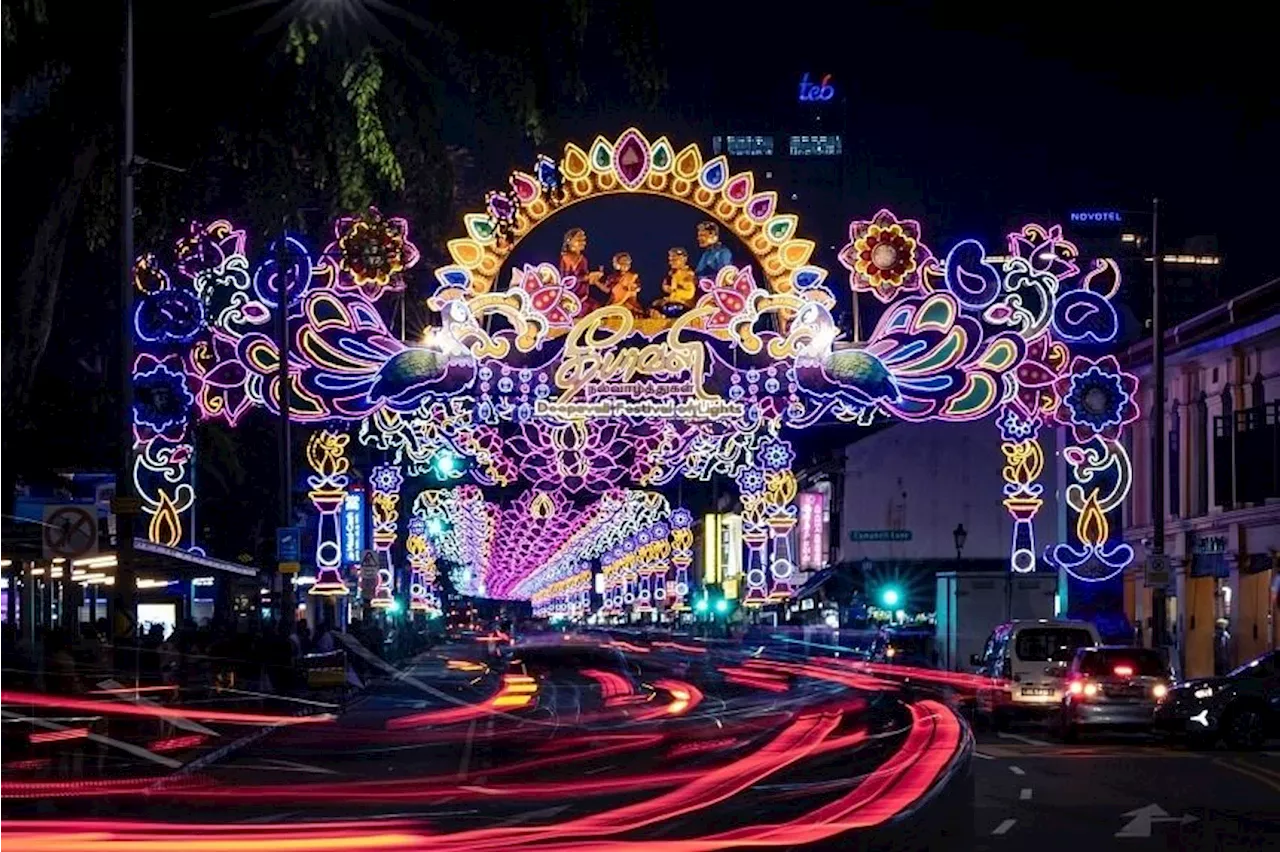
[132,129,1138,617]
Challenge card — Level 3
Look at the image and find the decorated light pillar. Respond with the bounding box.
[668,508,693,612]
[997,405,1047,574]
[305,430,351,601]
[368,464,403,610]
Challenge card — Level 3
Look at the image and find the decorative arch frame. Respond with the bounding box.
[129,128,1140,621]
[439,128,822,299]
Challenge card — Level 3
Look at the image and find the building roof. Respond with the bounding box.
[1121,277,1280,369]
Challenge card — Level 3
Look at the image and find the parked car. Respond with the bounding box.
[1154,650,1280,749]
[972,619,1101,729]
[1052,646,1172,741]
[870,625,938,668]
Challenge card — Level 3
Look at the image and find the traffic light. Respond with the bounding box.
[714,598,730,615]
[879,586,902,608]
[694,597,709,614]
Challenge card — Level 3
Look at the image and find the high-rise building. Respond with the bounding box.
[708,72,851,284]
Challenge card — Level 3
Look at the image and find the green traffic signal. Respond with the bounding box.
[879,586,901,608]
[714,598,730,615]
[694,597,709,614]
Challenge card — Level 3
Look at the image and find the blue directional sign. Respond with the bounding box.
[276,526,301,563]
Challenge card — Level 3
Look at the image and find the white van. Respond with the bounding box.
[972,619,1102,729]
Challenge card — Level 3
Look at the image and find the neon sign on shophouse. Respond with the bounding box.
[798,73,835,103]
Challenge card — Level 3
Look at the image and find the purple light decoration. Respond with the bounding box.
[368,464,404,609]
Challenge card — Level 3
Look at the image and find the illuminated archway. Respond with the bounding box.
[437,128,824,299]
[130,129,1138,622]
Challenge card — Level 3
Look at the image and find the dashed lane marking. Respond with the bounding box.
[997,731,1052,747]
[1020,787,1033,800]
[975,751,996,760]
[992,819,1017,835]
[1009,765,1026,776]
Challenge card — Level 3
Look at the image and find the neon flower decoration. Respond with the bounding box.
[1054,355,1140,442]
[368,464,403,608]
[134,128,1139,621]
[332,207,419,299]
[305,430,351,597]
[838,208,934,303]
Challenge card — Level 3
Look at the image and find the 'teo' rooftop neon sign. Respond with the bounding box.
[799,73,835,103]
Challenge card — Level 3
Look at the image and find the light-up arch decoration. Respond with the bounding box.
[130,128,1138,618]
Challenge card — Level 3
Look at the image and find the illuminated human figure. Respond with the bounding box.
[694,221,732,280]
[560,227,605,315]
[605,252,645,318]
[652,247,696,317]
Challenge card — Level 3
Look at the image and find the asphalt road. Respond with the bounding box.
[972,728,1280,851]
[6,639,1279,852]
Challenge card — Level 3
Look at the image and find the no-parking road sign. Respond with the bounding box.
[42,504,99,560]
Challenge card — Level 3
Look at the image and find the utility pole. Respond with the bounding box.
[1150,198,1168,651]
[276,221,295,624]
[114,0,138,661]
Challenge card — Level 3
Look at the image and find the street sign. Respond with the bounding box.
[1145,554,1170,588]
[276,527,301,563]
[110,495,143,515]
[849,530,912,542]
[42,505,98,559]
[359,550,380,598]
[278,561,301,575]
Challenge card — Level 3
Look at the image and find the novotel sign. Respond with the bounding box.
[798,73,835,103]
[1069,210,1123,224]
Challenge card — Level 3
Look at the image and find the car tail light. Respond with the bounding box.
[1152,683,1168,699]
[1070,680,1098,698]
[1113,664,1134,677]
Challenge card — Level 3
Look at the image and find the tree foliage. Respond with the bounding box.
[1,0,669,542]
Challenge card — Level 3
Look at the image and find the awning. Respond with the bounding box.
[131,540,258,578]
[793,567,834,600]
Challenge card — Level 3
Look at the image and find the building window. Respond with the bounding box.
[1235,377,1279,504]
[1195,392,1209,516]
[724,135,773,156]
[712,136,723,155]
[788,134,842,156]
[1168,404,1180,519]
[1213,386,1234,509]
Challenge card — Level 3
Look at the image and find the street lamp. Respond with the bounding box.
[953,523,968,561]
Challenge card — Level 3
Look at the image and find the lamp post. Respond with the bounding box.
[114,0,138,660]
[952,523,968,561]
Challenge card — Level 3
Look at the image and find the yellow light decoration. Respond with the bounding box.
[436,128,822,299]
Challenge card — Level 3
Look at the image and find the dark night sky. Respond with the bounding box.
[547,1,1277,289]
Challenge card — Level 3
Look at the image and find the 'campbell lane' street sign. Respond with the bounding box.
[848,530,913,542]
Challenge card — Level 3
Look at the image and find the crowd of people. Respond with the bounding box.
[1,610,434,697]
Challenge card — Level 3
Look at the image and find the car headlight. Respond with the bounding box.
[1193,686,1213,699]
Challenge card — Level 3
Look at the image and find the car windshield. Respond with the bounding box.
[1077,648,1167,677]
[1015,628,1095,662]
[1228,651,1278,679]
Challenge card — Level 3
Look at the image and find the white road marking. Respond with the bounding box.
[974,751,996,760]
[993,818,1017,835]
[1009,765,1026,776]
[997,731,1052,747]
[1020,787,1033,800]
